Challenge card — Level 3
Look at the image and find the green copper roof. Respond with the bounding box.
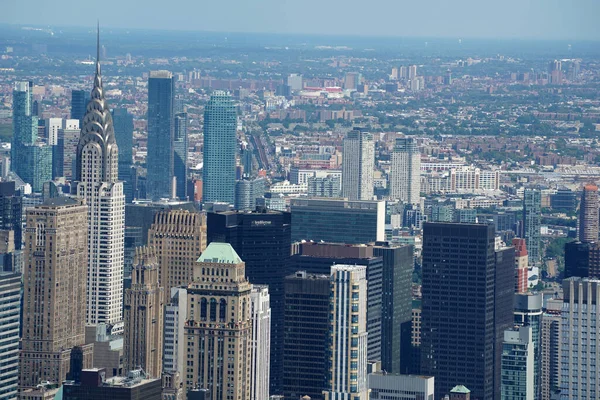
[450,385,471,394]
[198,242,242,264]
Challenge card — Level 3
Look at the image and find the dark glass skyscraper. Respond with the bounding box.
[173,112,188,200]
[373,242,414,374]
[207,209,291,394]
[202,91,237,204]
[283,271,330,400]
[147,71,175,200]
[112,108,134,202]
[0,181,22,250]
[70,89,87,124]
[420,222,514,400]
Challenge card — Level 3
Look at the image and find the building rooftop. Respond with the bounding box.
[450,385,471,394]
[39,196,82,207]
[198,242,242,264]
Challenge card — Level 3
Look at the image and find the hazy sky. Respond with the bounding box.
[3,0,600,40]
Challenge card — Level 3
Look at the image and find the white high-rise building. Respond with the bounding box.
[342,129,374,201]
[250,285,271,400]
[45,118,62,146]
[164,287,188,375]
[390,137,421,205]
[561,278,600,400]
[324,265,369,400]
[75,29,125,325]
[0,271,20,400]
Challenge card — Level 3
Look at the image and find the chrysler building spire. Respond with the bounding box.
[76,22,118,183]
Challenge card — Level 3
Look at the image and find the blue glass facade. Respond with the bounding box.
[202,91,237,204]
[147,71,175,200]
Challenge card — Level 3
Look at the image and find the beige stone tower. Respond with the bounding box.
[20,197,93,389]
[184,242,253,400]
[148,209,207,293]
[123,246,164,378]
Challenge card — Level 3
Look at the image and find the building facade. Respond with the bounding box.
[174,112,188,200]
[163,288,188,376]
[420,222,514,400]
[283,271,330,400]
[123,246,165,378]
[368,372,434,400]
[20,198,92,389]
[579,184,599,243]
[501,326,534,400]
[250,285,271,400]
[560,278,600,400]
[53,119,80,180]
[207,210,291,393]
[75,40,125,325]
[70,89,87,123]
[323,265,369,400]
[389,137,420,205]
[112,108,135,203]
[341,129,374,201]
[290,198,385,244]
[202,91,237,204]
[148,209,207,295]
[514,293,542,400]
[0,271,20,400]
[147,71,175,200]
[183,243,252,400]
[523,189,542,265]
[540,303,561,400]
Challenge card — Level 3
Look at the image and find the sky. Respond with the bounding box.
[3,0,600,41]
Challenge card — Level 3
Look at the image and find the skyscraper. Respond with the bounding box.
[373,242,414,374]
[163,288,188,376]
[283,271,330,400]
[20,198,93,389]
[174,112,188,200]
[514,293,542,400]
[560,278,600,400]
[11,81,52,192]
[207,209,291,393]
[0,271,20,400]
[523,188,542,265]
[250,285,271,400]
[183,243,252,398]
[389,137,421,205]
[579,184,599,243]
[501,326,535,400]
[0,181,22,251]
[420,222,514,400]
[288,242,383,362]
[123,246,164,378]
[147,70,175,200]
[70,89,87,124]
[53,119,81,180]
[112,108,135,202]
[202,91,237,204]
[540,300,561,400]
[75,29,125,325]
[147,209,207,295]
[342,129,374,201]
[235,178,265,211]
[323,265,369,400]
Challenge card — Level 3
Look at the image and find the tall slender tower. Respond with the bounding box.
[20,198,93,389]
[523,188,542,265]
[323,265,369,400]
[124,246,164,378]
[147,209,207,295]
[579,184,599,243]
[250,285,271,400]
[184,242,253,399]
[341,128,374,201]
[202,91,237,204]
[389,137,421,205]
[75,25,125,325]
[147,70,175,200]
[174,112,189,200]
